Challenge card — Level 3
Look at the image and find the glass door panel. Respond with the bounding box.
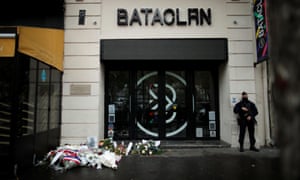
[165,71,187,138]
[136,71,160,138]
[135,71,188,139]
[18,59,36,137]
[36,63,50,133]
[194,71,216,138]
[105,69,218,140]
[107,71,130,139]
[0,60,13,163]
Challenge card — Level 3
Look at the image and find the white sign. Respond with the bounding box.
[196,128,203,137]
[209,111,215,121]
[209,131,216,137]
[108,104,115,114]
[209,121,216,131]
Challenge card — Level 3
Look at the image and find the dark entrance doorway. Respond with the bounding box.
[102,38,227,140]
[105,65,219,140]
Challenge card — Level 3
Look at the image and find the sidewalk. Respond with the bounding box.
[15,147,281,180]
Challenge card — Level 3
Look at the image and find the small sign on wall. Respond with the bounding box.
[108,114,115,123]
[209,121,216,131]
[230,95,239,107]
[70,84,91,96]
[209,111,215,121]
[108,130,114,137]
[196,128,203,138]
[108,104,115,114]
[210,131,216,137]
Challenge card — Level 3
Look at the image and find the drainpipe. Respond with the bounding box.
[263,60,273,146]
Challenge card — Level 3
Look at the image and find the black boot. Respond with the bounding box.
[239,144,244,152]
[250,146,259,152]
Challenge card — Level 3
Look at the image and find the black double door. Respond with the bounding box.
[106,69,218,140]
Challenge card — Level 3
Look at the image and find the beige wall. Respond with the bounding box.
[62,0,269,147]
[62,0,102,145]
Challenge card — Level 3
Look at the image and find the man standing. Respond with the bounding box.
[233,91,259,152]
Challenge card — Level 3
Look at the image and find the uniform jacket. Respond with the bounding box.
[233,99,258,125]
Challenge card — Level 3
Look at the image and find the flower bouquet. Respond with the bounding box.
[41,143,123,172]
[131,140,162,155]
[98,138,114,151]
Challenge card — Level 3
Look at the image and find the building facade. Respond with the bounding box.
[62,0,271,148]
[0,0,65,176]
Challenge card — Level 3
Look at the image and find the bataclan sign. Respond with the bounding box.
[117,8,212,26]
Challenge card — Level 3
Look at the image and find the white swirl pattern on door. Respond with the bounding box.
[136,71,187,137]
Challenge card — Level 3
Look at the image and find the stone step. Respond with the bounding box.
[114,140,231,149]
[160,140,231,149]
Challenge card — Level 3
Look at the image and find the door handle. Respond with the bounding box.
[129,95,131,113]
[192,95,195,113]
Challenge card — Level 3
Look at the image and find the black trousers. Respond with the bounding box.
[239,119,256,147]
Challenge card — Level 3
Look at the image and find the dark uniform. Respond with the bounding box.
[233,95,259,152]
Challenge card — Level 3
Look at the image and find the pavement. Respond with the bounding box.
[13,146,282,180]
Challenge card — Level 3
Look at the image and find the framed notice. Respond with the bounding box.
[108,114,115,123]
[209,111,215,121]
[108,130,114,137]
[108,104,115,114]
[209,121,216,131]
[196,128,203,138]
[210,131,216,137]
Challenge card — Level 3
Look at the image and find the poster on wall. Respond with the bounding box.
[209,111,215,121]
[108,114,115,123]
[209,121,216,131]
[253,0,269,65]
[108,104,115,114]
[196,128,203,138]
[108,123,114,138]
[210,131,216,137]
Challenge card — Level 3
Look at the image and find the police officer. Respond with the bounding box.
[233,91,259,152]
